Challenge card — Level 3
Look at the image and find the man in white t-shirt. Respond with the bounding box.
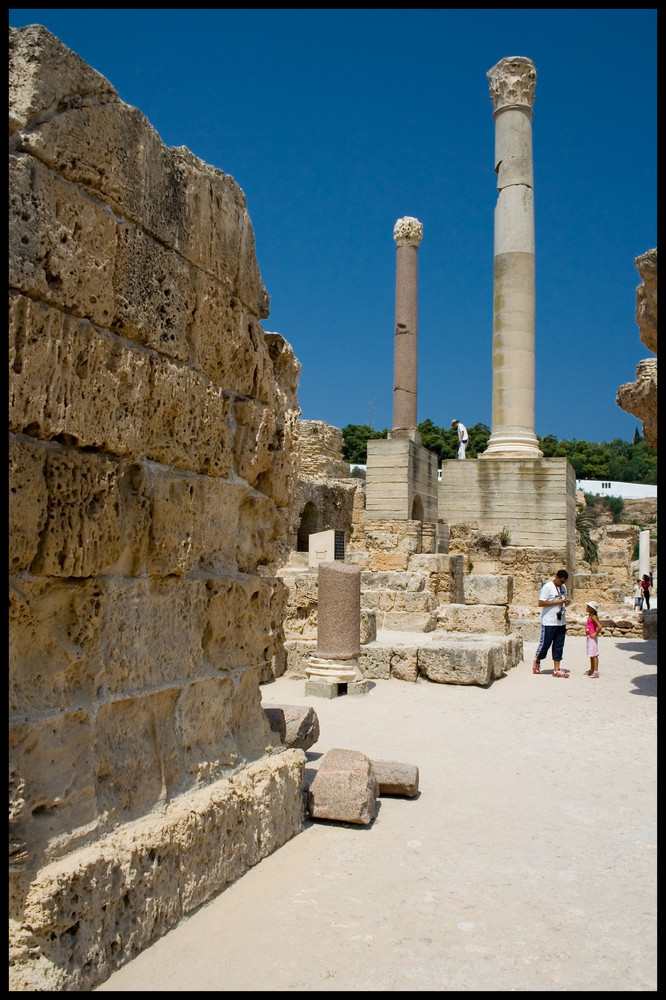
[533,569,571,677]
[451,419,468,459]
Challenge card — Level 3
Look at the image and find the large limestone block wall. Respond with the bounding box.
[616,248,657,451]
[297,419,350,479]
[9,25,303,991]
[439,456,576,553]
[366,436,438,523]
[285,420,358,552]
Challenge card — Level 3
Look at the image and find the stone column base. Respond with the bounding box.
[305,656,369,697]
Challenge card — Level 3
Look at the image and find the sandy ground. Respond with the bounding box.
[97,634,657,992]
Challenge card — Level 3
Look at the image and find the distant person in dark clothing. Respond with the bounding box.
[641,574,652,610]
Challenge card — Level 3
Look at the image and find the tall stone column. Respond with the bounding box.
[639,529,651,580]
[392,216,423,431]
[483,57,542,458]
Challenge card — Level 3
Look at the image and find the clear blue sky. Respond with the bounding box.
[9,9,657,444]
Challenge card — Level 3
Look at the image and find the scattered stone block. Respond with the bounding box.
[307,748,379,825]
[418,641,504,686]
[263,704,320,750]
[642,609,657,639]
[390,648,419,682]
[371,759,419,797]
[304,678,338,699]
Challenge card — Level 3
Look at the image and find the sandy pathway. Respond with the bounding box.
[97,636,657,992]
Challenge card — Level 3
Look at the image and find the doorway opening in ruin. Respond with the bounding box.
[297,501,320,551]
[411,495,424,522]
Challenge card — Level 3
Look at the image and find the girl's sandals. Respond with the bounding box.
[589,671,599,678]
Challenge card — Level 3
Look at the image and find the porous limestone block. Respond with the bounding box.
[228,666,281,759]
[9,577,105,715]
[371,760,419,797]
[100,577,208,694]
[145,465,249,577]
[360,609,377,644]
[9,295,235,477]
[263,704,320,751]
[189,276,271,398]
[359,646,392,679]
[16,440,150,579]
[233,398,279,487]
[391,591,438,613]
[16,100,180,245]
[94,689,183,824]
[418,642,505,686]
[9,153,117,325]
[500,633,524,672]
[8,433,48,573]
[283,639,316,676]
[361,590,382,610]
[437,603,510,634]
[463,574,514,606]
[111,220,195,359]
[307,748,379,825]
[9,23,117,134]
[15,62,269,318]
[265,332,301,414]
[235,490,288,573]
[9,710,98,869]
[381,611,438,632]
[8,751,305,992]
[178,677,239,782]
[390,648,419,682]
[260,411,301,509]
[360,571,425,591]
[202,577,288,676]
[368,552,409,571]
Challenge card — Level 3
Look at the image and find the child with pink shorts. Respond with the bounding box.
[584,601,602,677]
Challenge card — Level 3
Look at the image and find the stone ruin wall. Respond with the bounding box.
[9,25,305,991]
[297,419,351,479]
[617,248,657,451]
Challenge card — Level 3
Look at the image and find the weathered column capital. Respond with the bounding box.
[393,216,423,247]
[487,56,536,116]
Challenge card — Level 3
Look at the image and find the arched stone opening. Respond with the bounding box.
[297,501,320,551]
[411,494,424,522]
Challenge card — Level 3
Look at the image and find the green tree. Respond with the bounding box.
[341,424,387,464]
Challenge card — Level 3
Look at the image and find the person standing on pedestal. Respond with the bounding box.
[452,419,468,460]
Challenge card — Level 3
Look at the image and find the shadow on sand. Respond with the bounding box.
[614,640,658,697]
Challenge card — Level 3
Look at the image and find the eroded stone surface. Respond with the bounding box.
[9,22,302,991]
[616,247,657,451]
[263,704,321,750]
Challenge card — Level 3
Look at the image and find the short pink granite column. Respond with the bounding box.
[316,561,361,660]
[392,216,423,431]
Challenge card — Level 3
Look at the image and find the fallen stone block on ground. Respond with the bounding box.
[307,748,379,825]
[263,704,320,750]
[371,759,419,797]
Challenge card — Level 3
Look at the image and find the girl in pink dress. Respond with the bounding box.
[584,601,602,677]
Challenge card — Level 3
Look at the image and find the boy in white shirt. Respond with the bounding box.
[533,569,571,677]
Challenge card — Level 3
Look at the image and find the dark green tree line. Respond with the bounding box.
[341,422,656,483]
